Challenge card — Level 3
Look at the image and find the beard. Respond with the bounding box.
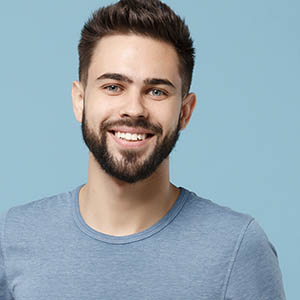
[81,108,181,184]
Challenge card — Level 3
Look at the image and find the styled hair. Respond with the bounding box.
[78,0,195,96]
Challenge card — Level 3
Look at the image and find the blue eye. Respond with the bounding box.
[150,89,166,97]
[105,85,121,92]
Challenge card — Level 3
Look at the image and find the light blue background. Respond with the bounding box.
[0,0,299,298]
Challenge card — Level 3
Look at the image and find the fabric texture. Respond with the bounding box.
[0,185,285,299]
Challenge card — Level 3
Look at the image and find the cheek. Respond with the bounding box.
[152,103,181,133]
[84,94,116,127]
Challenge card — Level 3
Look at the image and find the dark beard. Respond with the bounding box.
[81,109,181,183]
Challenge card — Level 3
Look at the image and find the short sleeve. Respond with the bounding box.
[0,211,13,300]
[225,219,286,299]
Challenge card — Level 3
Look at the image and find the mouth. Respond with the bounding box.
[108,129,155,149]
[109,130,154,142]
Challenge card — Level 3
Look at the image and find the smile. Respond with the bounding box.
[108,130,155,148]
[114,131,148,141]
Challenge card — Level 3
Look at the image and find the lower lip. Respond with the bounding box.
[109,132,153,149]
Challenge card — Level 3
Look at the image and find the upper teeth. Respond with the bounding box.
[115,131,147,141]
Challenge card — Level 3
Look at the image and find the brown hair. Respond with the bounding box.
[78,0,195,96]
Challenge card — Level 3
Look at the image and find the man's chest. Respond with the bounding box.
[7,238,231,300]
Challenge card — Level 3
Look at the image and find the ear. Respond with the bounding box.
[72,80,85,123]
[180,92,196,130]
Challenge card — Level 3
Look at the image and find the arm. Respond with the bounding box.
[0,211,13,300]
[224,219,286,299]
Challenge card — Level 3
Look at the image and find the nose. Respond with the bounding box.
[119,90,149,119]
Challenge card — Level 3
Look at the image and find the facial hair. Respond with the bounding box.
[81,108,181,183]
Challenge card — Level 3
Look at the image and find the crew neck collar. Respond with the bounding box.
[72,184,189,244]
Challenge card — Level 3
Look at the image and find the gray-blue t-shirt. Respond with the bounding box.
[0,185,285,299]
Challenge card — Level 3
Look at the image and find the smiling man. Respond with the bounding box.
[0,0,285,299]
[76,34,187,187]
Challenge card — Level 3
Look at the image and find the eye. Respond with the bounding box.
[149,88,167,97]
[103,84,123,94]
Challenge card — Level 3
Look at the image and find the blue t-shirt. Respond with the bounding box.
[0,185,285,299]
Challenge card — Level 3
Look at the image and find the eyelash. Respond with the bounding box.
[148,88,167,97]
[104,85,122,93]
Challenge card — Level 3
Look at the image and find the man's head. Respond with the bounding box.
[72,0,196,184]
[78,0,195,97]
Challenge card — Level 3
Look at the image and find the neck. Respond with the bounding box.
[79,153,180,236]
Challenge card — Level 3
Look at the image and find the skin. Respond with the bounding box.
[72,34,196,236]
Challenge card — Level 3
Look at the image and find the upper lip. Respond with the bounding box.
[109,126,154,135]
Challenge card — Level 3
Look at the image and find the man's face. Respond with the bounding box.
[77,34,187,183]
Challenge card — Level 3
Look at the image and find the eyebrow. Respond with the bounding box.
[96,73,176,89]
[96,73,133,83]
[144,78,175,89]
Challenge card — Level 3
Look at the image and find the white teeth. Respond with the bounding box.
[115,131,147,141]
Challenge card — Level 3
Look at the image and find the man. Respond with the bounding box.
[0,0,285,299]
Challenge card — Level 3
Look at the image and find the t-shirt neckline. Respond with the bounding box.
[72,184,189,244]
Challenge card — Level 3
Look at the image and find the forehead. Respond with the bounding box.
[88,34,182,88]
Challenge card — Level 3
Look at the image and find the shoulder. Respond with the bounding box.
[0,185,81,238]
[180,187,254,234]
[175,187,259,260]
[181,188,276,255]
[180,188,285,298]
[224,219,286,298]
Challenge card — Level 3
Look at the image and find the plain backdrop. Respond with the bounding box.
[0,0,299,298]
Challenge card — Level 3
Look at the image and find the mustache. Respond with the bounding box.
[100,118,163,135]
